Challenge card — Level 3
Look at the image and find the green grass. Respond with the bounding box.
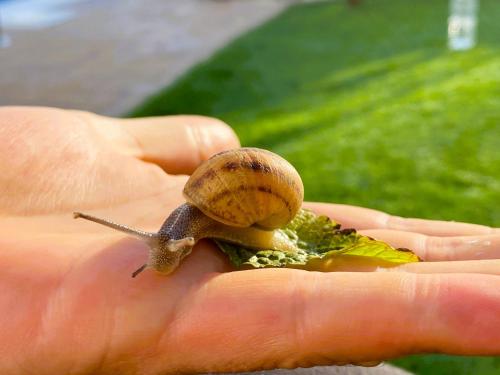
[392,354,500,375]
[130,0,500,373]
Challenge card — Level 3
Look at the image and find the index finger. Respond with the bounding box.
[304,202,499,237]
[76,111,240,175]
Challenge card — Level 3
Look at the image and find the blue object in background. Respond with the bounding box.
[448,0,479,50]
[0,0,88,30]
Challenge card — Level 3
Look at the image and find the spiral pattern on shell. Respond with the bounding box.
[183,147,304,230]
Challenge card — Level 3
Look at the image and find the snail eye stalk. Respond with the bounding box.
[73,212,157,242]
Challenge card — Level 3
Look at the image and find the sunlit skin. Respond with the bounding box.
[0,107,499,375]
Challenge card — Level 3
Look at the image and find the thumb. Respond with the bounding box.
[105,114,240,175]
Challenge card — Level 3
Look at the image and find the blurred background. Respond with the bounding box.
[0,0,499,374]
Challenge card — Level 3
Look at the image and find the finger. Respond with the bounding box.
[160,270,500,373]
[389,259,500,275]
[360,229,500,261]
[305,202,499,236]
[107,114,240,174]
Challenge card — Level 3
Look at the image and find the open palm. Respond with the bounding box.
[0,107,499,375]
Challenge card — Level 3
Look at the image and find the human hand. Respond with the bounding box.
[0,106,499,375]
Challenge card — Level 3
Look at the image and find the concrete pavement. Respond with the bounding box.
[0,0,292,115]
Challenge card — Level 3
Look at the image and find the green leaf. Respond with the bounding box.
[215,209,420,270]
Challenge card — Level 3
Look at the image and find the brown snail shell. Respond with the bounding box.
[183,147,304,230]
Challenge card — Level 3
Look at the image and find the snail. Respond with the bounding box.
[74,147,304,277]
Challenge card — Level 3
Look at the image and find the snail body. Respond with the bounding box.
[74,148,304,277]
